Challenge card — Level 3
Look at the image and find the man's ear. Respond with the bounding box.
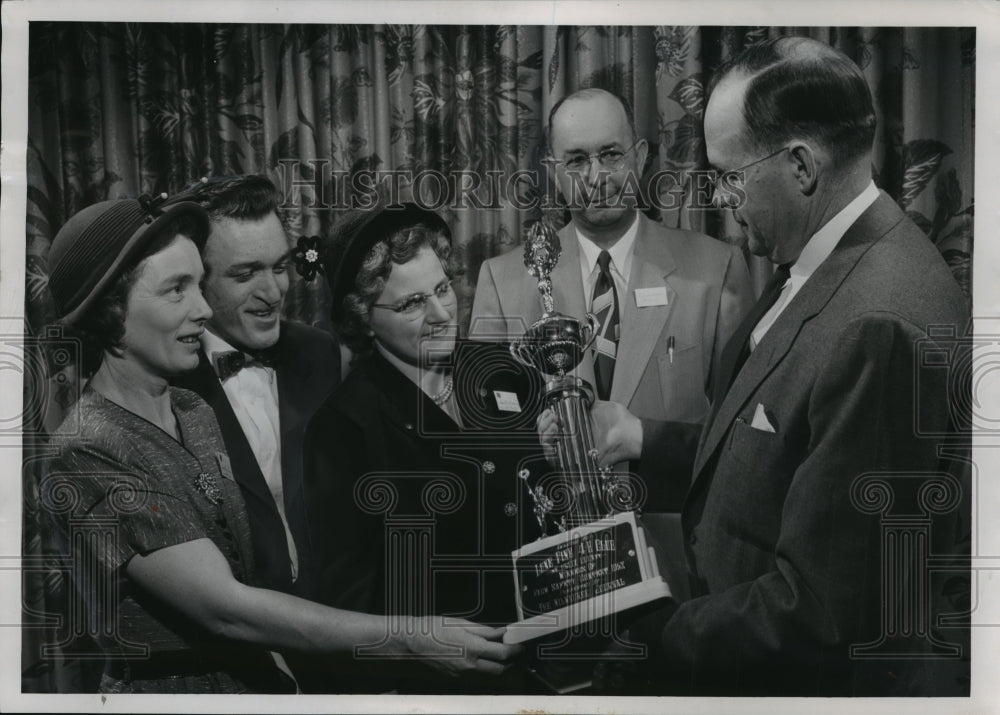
[634,138,650,176]
[787,141,818,195]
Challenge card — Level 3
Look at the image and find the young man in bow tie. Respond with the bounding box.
[172,175,342,606]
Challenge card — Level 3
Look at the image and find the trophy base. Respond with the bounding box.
[521,618,661,694]
[503,511,671,646]
[506,512,671,694]
[503,577,671,645]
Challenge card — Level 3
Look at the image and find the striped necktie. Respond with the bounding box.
[591,250,620,401]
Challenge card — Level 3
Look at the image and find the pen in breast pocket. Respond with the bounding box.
[667,336,675,364]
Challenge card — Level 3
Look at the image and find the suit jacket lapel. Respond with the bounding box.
[275,338,309,440]
[553,226,597,389]
[692,192,904,480]
[611,216,677,406]
[370,351,459,437]
[273,330,314,523]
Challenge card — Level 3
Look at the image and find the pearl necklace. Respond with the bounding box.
[431,375,454,406]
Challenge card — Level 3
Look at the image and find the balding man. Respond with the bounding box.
[471,88,753,511]
[621,37,969,696]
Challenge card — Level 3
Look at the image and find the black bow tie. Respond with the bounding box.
[213,349,279,380]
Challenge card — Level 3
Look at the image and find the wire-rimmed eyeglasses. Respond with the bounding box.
[711,145,790,209]
[372,279,455,317]
[549,140,644,174]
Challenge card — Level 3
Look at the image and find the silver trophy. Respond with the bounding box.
[510,221,618,528]
[505,222,670,661]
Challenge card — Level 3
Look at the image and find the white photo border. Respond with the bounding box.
[2,1,996,713]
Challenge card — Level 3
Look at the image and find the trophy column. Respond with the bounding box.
[504,223,671,681]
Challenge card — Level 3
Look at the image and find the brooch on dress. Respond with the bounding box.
[194,472,223,506]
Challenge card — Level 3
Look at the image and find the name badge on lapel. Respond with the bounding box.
[494,390,522,413]
[634,287,669,307]
[216,452,236,481]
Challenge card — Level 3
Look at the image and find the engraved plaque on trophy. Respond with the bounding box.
[504,222,671,664]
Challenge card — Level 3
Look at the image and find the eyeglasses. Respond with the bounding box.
[550,140,644,173]
[710,146,790,209]
[372,279,455,316]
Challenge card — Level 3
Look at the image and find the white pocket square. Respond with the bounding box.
[750,403,777,433]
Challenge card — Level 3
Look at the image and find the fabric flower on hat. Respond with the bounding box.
[292,235,324,281]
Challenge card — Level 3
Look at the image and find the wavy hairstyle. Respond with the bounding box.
[337,223,452,361]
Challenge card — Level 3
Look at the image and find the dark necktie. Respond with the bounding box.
[213,349,279,381]
[713,263,791,407]
[591,250,620,401]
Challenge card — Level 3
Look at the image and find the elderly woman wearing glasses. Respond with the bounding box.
[43,195,520,694]
[304,202,546,692]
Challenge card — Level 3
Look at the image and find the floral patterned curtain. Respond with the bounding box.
[22,23,974,692]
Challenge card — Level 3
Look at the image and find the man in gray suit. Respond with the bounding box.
[471,88,753,510]
[602,36,969,695]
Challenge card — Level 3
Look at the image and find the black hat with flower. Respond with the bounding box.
[324,201,450,323]
[291,234,324,282]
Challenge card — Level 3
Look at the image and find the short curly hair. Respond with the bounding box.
[178,174,280,222]
[71,214,205,375]
[337,223,452,360]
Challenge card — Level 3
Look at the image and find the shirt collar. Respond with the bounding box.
[791,181,879,282]
[576,213,640,281]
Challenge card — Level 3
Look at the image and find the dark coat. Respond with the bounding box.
[303,340,548,626]
[174,321,341,600]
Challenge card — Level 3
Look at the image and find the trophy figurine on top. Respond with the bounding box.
[504,221,671,690]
